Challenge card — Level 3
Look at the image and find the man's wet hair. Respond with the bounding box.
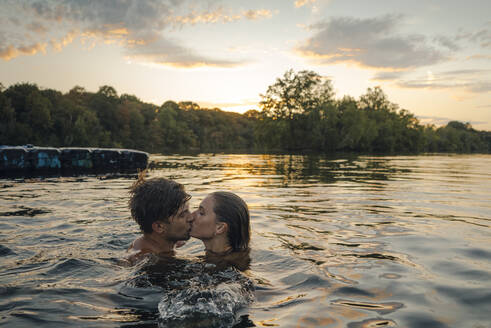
[129,173,191,234]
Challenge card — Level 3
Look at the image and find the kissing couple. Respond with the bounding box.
[126,174,250,270]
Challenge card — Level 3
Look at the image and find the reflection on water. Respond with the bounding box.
[1,154,491,327]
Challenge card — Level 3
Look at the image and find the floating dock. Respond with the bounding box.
[0,145,148,176]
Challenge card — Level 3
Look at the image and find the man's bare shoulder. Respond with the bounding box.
[128,236,147,252]
[121,237,151,266]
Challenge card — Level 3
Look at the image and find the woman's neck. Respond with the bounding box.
[202,237,232,255]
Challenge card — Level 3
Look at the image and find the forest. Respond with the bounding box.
[1,70,490,154]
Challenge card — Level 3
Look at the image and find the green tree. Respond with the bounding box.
[359,86,398,112]
[260,69,334,119]
[0,89,16,144]
[178,101,200,111]
[337,99,378,152]
[436,121,488,152]
[1,76,488,155]
[88,85,122,146]
[259,69,335,150]
[26,91,53,144]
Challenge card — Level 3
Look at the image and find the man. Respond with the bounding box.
[127,175,193,261]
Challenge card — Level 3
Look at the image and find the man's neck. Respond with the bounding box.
[144,232,175,254]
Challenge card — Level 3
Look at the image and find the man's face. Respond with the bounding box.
[164,201,193,241]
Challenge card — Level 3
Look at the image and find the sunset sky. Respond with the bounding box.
[1,0,490,130]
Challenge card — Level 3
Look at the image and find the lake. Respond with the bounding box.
[1,154,490,327]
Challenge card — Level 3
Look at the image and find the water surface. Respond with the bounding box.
[1,154,490,327]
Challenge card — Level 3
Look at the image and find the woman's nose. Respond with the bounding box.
[188,210,196,222]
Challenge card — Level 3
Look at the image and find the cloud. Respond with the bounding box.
[0,0,257,68]
[26,0,173,32]
[50,30,78,52]
[296,15,448,70]
[168,7,272,26]
[396,80,461,90]
[0,42,48,60]
[394,69,491,93]
[371,68,491,94]
[26,22,49,34]
[1,0,177,60]
[371,71,406,81]
[124,38,247,68]
[438,69,490,76]
[466,81,491,93]
[242,9,273,20]
[457,27,491,48]
[294,0,317,8]
[433,35,460,51]
[467,54,491,60]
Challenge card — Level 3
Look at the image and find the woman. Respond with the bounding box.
[190,191,251,271]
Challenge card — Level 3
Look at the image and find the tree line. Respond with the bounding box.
[0,83,253,153]
[1,70,489,154]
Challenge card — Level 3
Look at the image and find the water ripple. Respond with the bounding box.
[1,154,490,327]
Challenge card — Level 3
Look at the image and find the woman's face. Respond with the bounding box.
[190,195,218,240]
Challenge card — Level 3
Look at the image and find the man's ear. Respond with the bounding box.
[152,221,166,234]
[216,222,228,235]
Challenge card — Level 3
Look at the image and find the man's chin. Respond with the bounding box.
[190,232,203,240]
[173,235,191,242]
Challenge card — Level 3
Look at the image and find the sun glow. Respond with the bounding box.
[221,103,259,114]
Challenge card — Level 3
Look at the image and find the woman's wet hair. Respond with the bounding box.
[211,191,250,251]
[129,172,191,233]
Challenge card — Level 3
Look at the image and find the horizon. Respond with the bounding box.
[1,0,490,130]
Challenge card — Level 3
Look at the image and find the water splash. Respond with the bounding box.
[157,266,254,328]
